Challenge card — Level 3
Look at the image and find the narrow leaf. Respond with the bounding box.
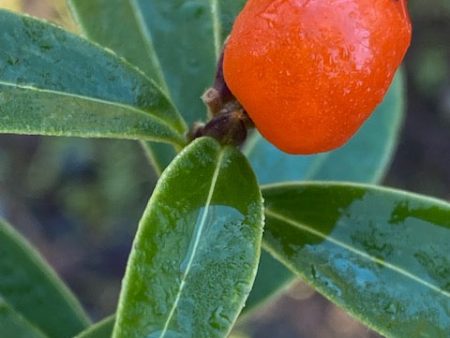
[0,84,185,145]
[74,316,114,338]
[73,0,245,125]
[0,219,90,338]
[0,298,48,338]
[114,137,264,338]
[0,10,186,143]
[244,72,406,311]
[68,0,166,90]
[127,0,217,124]
[263,182,450,337]
[68,0,177,173]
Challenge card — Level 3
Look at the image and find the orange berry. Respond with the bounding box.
[223,0,412,154]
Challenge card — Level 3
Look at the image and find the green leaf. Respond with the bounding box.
[113,137,264,338]
[74,316,114,338]
[68,0,176,173]
[141,142,178,176]
[69,0,246,126]
[0,219,90,338]
[0,298,48,338]
[127,0,216,124]
[67,0,166,90]
[262,182,450,337]
[244,72,406,312]
[68,1,246,173]
[0,10,186,145]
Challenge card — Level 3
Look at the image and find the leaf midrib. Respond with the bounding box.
[128,0,169,92]
[209,0,221,59]
[158,148,225,338]
[264,208,450,298]
[0,80,184,144]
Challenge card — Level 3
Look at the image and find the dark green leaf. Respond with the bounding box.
[0,10,186,144]
[0,298,48,338]
[68,0,177,173]
[68,0,166,90]
[69,0,246,126]
[263,182,450,337]
[244,72,405,311]
[113,137,264,338]
[68,1,246,173]
[74,316,114,338]
[0,219,90,338]
[128,0,216,124]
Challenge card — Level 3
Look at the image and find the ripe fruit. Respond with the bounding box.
[223,0,412,154]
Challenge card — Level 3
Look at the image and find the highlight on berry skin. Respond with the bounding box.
[223,0,412,154]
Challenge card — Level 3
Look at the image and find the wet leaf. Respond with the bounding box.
[113,137,263,338]
[0,298,47,338]
[0,219,90,338]
[244,72,406,311]
[74,316,114,338]
[263,182,450,337]
[0,10,186,145]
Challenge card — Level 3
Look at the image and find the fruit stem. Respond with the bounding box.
[191,47,254,147]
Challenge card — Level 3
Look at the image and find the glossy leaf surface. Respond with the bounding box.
[68,0,246,172]
[263,182,450,337]
[75,316,114,338]
[0,299,47,338]
[68,0,176,173]
[0,220,89,338]
[113,137,263,338]
[244,72,405,311]
[68,0,165,89]
[70,0,246,126]
[0,10,185,144]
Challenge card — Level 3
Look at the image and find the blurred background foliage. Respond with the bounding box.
[0,0,448,337]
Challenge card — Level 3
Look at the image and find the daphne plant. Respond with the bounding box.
[0,2,448,338]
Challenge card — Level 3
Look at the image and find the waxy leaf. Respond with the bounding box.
[263,182,450,337]
[0,10,186,145]
[68,0,177,173]
[70,0,246,126]
[114,137,263,338]
[0,219,90,338]
[68,1,246,172]
[0,299,47,338]
[68,0,166,90]
[244,72,405,311]
[75,316,114,338]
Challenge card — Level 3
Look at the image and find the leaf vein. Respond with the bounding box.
[158,149,225,337]
[265,208,450,298]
